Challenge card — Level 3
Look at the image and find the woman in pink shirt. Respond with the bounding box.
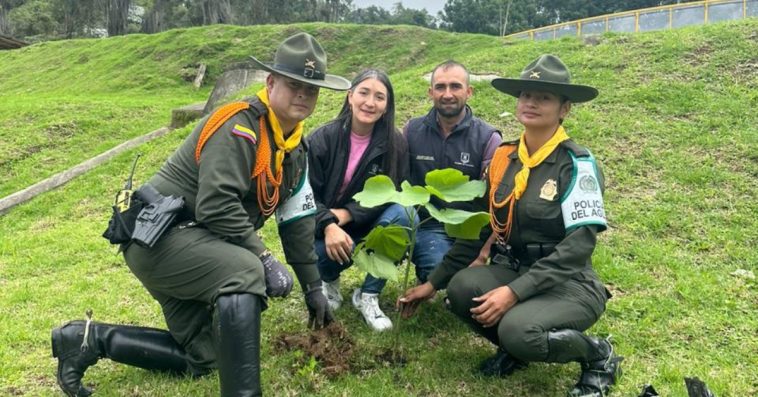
[307,69,411,331]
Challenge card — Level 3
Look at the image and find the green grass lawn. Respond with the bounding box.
[1,20,756,396]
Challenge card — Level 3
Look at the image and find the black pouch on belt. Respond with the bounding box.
[491,242,520,271]
[102,197,144,245]
[131,184,185,248]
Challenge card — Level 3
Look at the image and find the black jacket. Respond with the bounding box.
[307,119,409,239]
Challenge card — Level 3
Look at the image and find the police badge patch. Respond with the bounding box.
[539,179,558,201]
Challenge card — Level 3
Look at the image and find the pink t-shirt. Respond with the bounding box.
[338,131,372,198]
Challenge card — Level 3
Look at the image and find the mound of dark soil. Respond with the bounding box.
[274,322,355,377]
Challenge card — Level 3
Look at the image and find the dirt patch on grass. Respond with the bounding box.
[374,348,408,367]
[732,59,758,86]
[45,121,77,139]
[274,322,355,377]
[3,387,23,396]
[274,322,412,377]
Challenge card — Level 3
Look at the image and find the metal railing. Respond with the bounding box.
[507,0,757,41]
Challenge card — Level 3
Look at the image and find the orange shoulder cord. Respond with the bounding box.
[195,102,251,163]
[488,144,518,243]
[194,102,282,217]
[251,118,282,217]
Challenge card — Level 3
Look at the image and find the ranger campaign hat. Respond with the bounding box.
[491,54,598,103]
[250,32,350,91]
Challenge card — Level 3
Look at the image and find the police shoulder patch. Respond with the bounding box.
[560,153,607,232]
[276,162,316,226]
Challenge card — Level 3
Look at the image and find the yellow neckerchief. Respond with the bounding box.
[514,125,569,199]
[255,87,304,173]
[490,125,569,242]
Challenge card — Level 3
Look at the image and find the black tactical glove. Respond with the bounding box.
[304,282,334,329]
[261,251,293,298]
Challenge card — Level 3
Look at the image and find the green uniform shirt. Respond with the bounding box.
[148,98,320,289]
[428,139,607,302]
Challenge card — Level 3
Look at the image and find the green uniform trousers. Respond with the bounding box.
[446,264,607,362]
[124,224,267,372]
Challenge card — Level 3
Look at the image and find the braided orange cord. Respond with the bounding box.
[195,102,251,164]
[252,118,283,216]
[488,145,517,242]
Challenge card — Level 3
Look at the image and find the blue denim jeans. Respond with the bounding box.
[315,204,416,294]
[412,224,454,283]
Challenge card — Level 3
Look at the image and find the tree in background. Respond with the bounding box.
[106,0,131,36]
[53,0,101,38]
[6,0,58,37]
[1,0,26,35]
[390,2,435,28]
[2,0,704,40]
[346,5,391,24]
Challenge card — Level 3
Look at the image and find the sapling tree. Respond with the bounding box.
[352,168,490,345]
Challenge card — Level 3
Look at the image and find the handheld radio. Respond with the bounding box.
[115,154,142,212]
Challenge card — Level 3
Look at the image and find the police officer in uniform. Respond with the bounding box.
[51,33,350,397]
[399,55,622,397]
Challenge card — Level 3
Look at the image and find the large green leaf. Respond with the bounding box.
[353,175,397,208]
[353,243,399,281]
[394,181,430,207]
[444,212,491,239]
[425,204,490,239]
[363,225,409,261]
[425,168,486,202]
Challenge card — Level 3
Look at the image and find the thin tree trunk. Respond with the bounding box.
[106,0,131,36]
[0,5,10,35]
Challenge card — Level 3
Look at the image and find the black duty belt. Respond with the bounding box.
[491,242,557,271]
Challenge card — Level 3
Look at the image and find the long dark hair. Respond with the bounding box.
[334,69,401,182]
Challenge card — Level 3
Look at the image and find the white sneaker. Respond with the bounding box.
[352,288,393,332]
[322,279,343,311]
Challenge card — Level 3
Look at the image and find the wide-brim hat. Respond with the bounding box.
[250,32,350,91]
[491,54,598,103]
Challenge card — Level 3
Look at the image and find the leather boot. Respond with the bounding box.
[546,329,623,397]
[52,318,191,396]
[214,293,263,397]
[478,348,528,377]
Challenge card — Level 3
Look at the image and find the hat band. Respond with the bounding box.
[273,63,325,81]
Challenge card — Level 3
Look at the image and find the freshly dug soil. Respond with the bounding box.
[274,322,355,377]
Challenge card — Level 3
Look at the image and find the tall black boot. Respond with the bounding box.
[51,317,191,396]
[546,329,623,397]
[214,293,263,397]
[478,347,528,377]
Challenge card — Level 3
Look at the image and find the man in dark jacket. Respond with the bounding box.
[51,32,349,397]
[403,60,502,283]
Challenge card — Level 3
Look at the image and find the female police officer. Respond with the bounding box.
[399,54,622,397]
[51,33,349,397]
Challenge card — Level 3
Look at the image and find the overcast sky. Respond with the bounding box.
[351,0,445,17]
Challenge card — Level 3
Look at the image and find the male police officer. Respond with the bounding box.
[51,33,350,397]
[399,60,502,283]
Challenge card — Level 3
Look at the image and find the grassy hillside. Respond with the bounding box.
[1,19,757,396]
[0,23,498,197]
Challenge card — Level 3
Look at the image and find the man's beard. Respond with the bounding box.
[436,102,465,118]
